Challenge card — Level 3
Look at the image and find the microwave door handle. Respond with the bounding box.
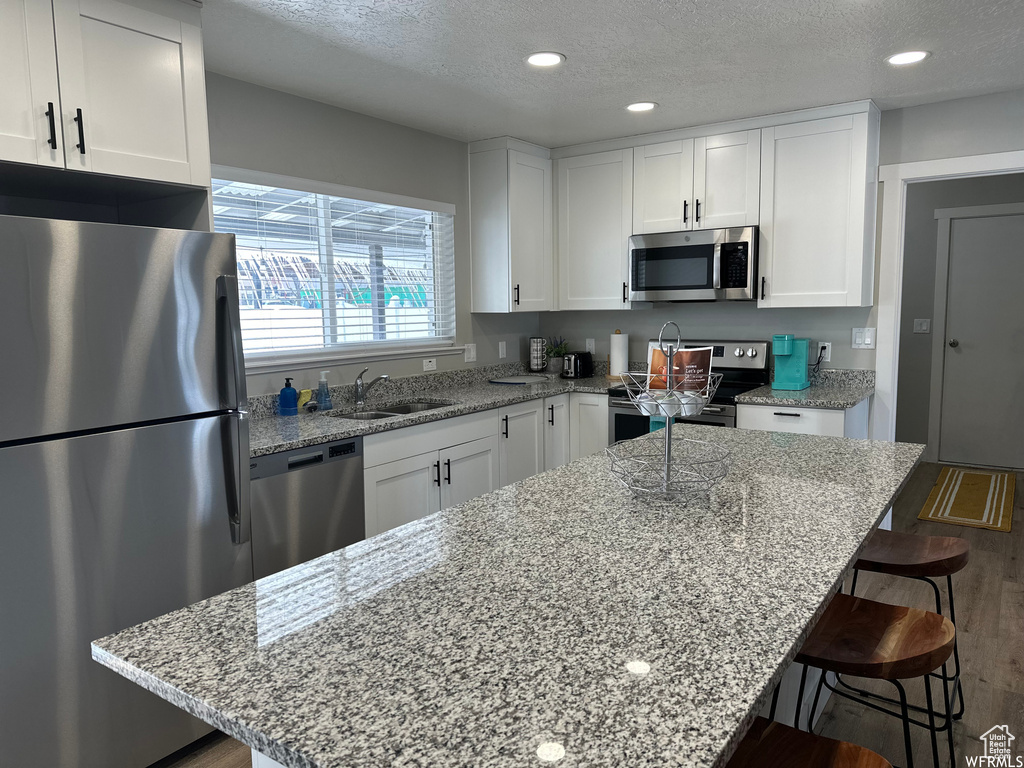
[713,243,722,290]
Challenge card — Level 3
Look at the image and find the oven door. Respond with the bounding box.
[629,227,756,302]
[609,397,653,443]
[675,404,735,428]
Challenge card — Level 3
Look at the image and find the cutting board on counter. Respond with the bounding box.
[488,375,552,385]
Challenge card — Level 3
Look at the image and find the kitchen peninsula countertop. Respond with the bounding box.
[248,374,612,458]
[734,369,875,410]
[93,425,922,768]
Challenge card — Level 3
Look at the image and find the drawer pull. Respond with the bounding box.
[287,452,324,469]
[773,412,802,418]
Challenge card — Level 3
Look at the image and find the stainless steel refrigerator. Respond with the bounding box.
[0,215,252,767]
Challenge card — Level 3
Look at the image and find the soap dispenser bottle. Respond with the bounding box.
[316,370,333,411]
[279,378,299,416]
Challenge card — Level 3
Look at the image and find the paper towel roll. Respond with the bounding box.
[610,332,629,376]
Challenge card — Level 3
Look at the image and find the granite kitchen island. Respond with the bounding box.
[93,426,922,768]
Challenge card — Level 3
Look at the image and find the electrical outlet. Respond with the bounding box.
[423,358,437,372]
[464,343,477,362]
[498,341,507,359]
[913,319,931,334]
[817,342,831,363]
[585,338,596,355]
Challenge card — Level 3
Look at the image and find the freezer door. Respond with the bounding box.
[0,215,242,444]
[0,415,252,768]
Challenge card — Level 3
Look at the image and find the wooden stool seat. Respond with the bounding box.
[854,529,969,577]
[727,717,892,768]
[796,593,955,679]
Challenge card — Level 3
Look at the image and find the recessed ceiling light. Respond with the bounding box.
[626,102,658,112]
[526,52,565,67]
[886,51,930,66]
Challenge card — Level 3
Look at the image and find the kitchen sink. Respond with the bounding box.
[329,411,396,420]
[378,401,451,414]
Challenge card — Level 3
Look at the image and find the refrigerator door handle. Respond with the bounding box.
[216,275,247,412]
[225,411,251,545]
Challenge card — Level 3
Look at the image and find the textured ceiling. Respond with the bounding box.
[201,0,1024,147]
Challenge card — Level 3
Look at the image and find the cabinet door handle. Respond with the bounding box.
[514,284,520,306]
[433,460,441,486]
[45,102,57,150]
[683,199,688,224]
[73,108,86,154]
[760,276,766,301]
[773,412,802,418]
[622,281,628,304]
[548,405,555,426]
[502,415,509,438]
[695,198,701,224]
[444,459,451,485]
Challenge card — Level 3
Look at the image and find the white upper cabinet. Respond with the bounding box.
[692,130,760,230]
[557,149,634,310]
[470,144,553,312]
[758,111,878,308]
[52,0,211,186]
[0,0,64,168]
[0,0,210,186]
[632,140,694,233]
[632,130,759,235]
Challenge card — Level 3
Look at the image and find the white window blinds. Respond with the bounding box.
[211,178,456,358]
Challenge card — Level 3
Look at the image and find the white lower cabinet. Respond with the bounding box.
[569,393,610,460]
[364,451,442,538]
[498,400,545,487]
[543,394,570,471]
[440,435,500,509]
[736,399,869,438]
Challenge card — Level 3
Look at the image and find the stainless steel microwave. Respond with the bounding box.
[628,226,758,302]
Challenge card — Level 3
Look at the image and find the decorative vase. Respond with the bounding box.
[546,356,564,376]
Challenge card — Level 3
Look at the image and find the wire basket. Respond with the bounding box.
[607,435,731,501]
[618,371,724,418]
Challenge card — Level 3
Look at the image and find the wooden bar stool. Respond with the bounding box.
[850,530,969,720]
[795,593,956,768]
[727,717,892,768]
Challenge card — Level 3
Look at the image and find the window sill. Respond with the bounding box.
[244,344,466,374]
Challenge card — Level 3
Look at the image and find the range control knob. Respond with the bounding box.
[734,348,745,358]
[747,348,758,358]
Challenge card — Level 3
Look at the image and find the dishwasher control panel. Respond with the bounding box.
[250,436,362,480]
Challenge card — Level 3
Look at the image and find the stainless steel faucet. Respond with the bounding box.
[354,367,390,406]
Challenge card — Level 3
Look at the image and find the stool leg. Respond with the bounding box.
[924,673,940,768]
[769,682,781,722]
[808,670,827,733]
[794,664,809,730]
[850,569,860,596]
[941,661,956,768]
[892,679,914,768]
[947,574,965,720]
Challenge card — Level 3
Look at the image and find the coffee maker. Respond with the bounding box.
[771,334,811,390]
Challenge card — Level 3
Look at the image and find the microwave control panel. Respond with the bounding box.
[721,242,750,289]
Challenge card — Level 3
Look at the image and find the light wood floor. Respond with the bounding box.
[158,462,1023,768]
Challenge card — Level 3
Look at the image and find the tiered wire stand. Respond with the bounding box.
[606,322,731,501]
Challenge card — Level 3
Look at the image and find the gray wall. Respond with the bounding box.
[204,73,538,396]
[879,88,1024,166]
[895,173,1024,444]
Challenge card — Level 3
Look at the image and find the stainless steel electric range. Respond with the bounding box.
[608,339,770,443]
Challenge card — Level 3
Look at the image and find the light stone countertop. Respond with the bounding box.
[734,369,875,410]
[93,425,923,768]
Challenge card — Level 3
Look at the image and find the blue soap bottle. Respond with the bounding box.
[279,377,298,416]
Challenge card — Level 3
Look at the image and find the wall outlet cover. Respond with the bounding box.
[817,342,831,363]
[585,338,596,354]
[423,358,437,372]
[464,343,477,362]
[498,341,507,359]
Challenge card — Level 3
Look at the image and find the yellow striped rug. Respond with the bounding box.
[918,467,1016,532]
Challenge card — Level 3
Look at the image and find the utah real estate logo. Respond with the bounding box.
[966,726,1021,767]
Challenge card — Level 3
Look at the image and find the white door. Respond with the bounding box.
[557,149,634,309]
[0,0,64,167]
[363,451,441,537]
[543,394,570,471]
[570,393,610,461]
[52,0,210,185]
[632,140,694,234]
[693,130,760,230]
[509,151,554,311]
[758,114,871,308]
[498,400,545,487]
[937,212,1024,469]
[440,435,499,509]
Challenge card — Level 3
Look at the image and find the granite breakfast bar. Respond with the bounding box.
[93,425,922,768]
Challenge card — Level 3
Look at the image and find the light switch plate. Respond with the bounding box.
[852,327,877,349]
[463,343,476,362]
[913,319,931,334]
[585,338,595,354]
[498,341,507,359]
[423,358,437,372]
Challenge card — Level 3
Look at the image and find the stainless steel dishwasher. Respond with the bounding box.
[250,436,364,579]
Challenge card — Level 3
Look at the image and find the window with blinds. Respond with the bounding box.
[211,178,456,358]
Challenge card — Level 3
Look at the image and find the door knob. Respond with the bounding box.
[948,339,959,348]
